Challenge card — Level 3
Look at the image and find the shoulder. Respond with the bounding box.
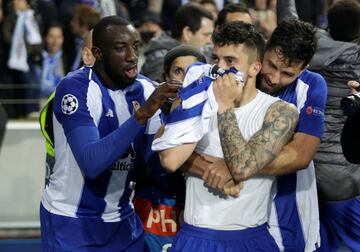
[298,70,327,94]
[266,100,299,121]
[56,67,92,94]
[54,68,101,112]
[299,70,326,86]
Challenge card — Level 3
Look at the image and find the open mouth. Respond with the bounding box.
[125,66,138,79]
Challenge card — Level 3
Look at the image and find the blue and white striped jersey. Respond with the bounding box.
[268,70,327,252]
[41,66,162,222]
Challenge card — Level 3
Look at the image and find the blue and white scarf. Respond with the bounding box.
[40,50,64,97]
[8,9,42,72]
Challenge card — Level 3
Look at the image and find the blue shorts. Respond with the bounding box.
[170,223,279,252]
[319,197,360,252]
[40,203,144,252]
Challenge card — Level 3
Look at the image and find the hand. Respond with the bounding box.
[348,80,360,95]
[213,73,244,113]
[154,125,165,140]
[202,158,233,191]
[222,180,243,197]
[135,80,182,124]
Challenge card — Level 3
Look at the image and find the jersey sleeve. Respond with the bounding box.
[296,73,327,138]
[53,76,96,134]
[53,75,145,179]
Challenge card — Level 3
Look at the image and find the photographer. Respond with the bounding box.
[341,81,360,164]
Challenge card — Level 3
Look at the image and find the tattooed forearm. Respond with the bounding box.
[217,101,298,181]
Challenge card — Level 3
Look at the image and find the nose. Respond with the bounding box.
[205,35,212,45]
[269,71,280,85]
[217,59,227,70]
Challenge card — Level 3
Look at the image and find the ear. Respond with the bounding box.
[182,26,192,43]
[82,47,95,66]
[249,61,262,78]
[91,46,103,61]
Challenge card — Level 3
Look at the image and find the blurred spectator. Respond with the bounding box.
[69,4,100,72]
[182,0,242,10]
[36,0,58,32]
[249,0,277,39]
[141,3,214,82]
[2,0,42,118]
[161,0,181,31]
[121,0,163,23]
[135,11,163,44]
[135,11,163,70]
[215,2,253,27]
[38,23,66,99]
[295,0,327,28]
[200,0,218,19]
[97,0,129,17]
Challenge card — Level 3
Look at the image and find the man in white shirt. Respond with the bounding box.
[152,21,298,251]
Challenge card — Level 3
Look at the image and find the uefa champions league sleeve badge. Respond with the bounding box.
[61,94,79,115]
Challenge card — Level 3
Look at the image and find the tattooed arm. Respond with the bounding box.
[217,101,299,182]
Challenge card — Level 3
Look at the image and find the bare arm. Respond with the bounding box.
[260,132,320,175]
[218,101,299,182]
[277,0,298,23]
[158,142,197,173]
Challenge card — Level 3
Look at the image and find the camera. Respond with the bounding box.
[341,93,360,116]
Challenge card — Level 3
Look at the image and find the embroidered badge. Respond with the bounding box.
[61,94,79,115]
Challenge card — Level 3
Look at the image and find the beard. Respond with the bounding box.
[104,61,136,89]
[256,74,285,96]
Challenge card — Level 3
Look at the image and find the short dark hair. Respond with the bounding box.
[93,16,130,48]
[266,19,317,68]
[171,3,214,40]
[215,3,250,27]
[328,0,360,42]
[212,21,265,62]
[43,22,64,37]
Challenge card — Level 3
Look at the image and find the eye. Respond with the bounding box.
[115,47,125,52]
[226,59,234,65]
[283,72,293,78]
[174,68,184,75]
[211,55,219,64]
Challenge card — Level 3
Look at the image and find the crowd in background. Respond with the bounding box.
[0,0,329,119]
[0,0,359,251]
